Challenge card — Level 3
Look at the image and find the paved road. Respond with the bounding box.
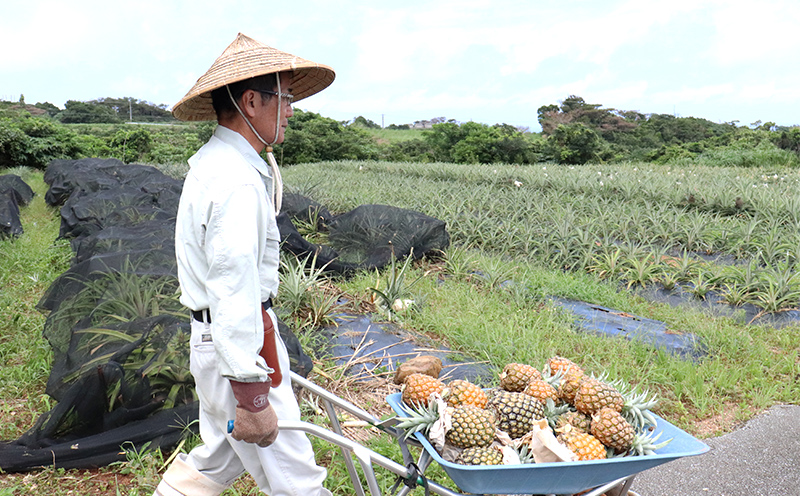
[631,404,800,496]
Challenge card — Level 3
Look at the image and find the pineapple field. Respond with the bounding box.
[1,159,800,495]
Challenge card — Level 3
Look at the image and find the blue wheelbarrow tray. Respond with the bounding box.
[387,393,709,495]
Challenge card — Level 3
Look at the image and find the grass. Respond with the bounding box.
[2,161,800,494]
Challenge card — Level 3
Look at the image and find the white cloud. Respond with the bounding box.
[707,0,800,65]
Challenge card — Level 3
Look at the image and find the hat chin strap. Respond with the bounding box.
[226,82,283,214]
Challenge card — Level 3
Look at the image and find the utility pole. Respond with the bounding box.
[129,98,133,122]
[382,114,384,129]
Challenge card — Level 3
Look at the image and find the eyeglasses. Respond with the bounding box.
[254,89,294,104]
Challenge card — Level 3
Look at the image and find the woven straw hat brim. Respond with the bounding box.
[172,33,335,122]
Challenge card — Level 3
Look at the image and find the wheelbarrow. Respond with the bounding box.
[284,372,709,496]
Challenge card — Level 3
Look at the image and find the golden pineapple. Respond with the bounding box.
[499,362,542,392]
[591,407,635,453]
[546,355,584,376]
[556,366,586,404]
[456,446,503,465]
[556,410,592,433]
[573,377,624,415]
[443,379,488,409]
[446,405,496,448]
[523,378,560,404]
[401,373,445,407]
[557,425,607,461]
[488,390,544,439]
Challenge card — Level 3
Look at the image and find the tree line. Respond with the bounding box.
[1,95,799,169]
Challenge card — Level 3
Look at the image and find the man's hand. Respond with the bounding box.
[229,380,278,447]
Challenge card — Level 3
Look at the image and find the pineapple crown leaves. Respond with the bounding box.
[396,399,440,440]
[541,367,564,387]
[543,397,571,429]
[515,443,535,464]
[608,377,660,431]
[622,389,659,431]
[629,429,672,456]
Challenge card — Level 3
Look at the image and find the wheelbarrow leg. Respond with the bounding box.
[322,396,367,496]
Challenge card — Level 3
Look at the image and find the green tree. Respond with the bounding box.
[775,128,800,155]
[350,116,381,129]
[422,121,538,164]
[276,109,378,164]
[34,102,61,117]
[59,100,121,123]
[545,123,609,164]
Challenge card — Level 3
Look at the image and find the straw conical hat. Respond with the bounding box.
[172,33,335,121]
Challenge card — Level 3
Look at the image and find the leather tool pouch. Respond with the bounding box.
[259,307,283,387]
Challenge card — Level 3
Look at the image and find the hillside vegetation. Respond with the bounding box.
[2,96,799,169]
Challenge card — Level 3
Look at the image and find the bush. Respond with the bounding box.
[109,127,153,164]
[0,116,85,169]
[0,119,30,166]
[694,141,799,168]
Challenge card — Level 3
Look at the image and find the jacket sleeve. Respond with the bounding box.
[204,183,272,382]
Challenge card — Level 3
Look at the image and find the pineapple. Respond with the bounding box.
[456,446,504,465]
[555,409,592,433]
[402,373,445,408]
[499,363,542,392]
[523,378,559,404]
[443,379,488,409]
[488,390,544,439]
[590,407,634,453]
[556,366,586,404]
[556,425,607,461]
[546,355,584,376]
[446,405,496,448]
[573,377,624,415]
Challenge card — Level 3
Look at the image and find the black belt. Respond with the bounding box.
[192,298,273,323]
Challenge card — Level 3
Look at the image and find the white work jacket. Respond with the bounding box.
[175,125,280,382]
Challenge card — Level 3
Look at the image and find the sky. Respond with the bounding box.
[2,0,799,132]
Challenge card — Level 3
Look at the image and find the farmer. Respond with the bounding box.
[153,33,335,496]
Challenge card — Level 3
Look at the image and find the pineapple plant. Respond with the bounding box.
[446,405,497,448]
[590,407,635,453]
[456,446,504,465]
[401,373,445,408]
[487,390,544,439]
[443,379,488,409]
[556,424,607,461]
[499,362,542,392]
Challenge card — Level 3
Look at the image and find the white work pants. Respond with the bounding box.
[156,309,328,496]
